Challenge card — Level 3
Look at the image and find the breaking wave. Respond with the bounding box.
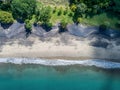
[0,58,120,69]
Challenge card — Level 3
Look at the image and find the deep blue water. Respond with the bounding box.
[0,64,120,90]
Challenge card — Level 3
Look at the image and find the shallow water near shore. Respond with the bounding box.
[0,60,120,90]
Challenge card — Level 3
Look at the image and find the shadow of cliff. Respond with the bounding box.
[0,37,7,52]
[0,34,35,52]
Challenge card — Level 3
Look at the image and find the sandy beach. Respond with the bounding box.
[0,32,120,62]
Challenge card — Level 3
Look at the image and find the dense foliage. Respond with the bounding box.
[113,0,120,14]
[0,10,14,24]
[0,0,11,11]
[11,0,37,20]
[0,0,120,30]
[25,19,32,31]
[69,0,120,21]
[59,19,68,33]
[36,6,51,24]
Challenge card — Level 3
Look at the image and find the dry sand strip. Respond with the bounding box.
[0,36,120,62]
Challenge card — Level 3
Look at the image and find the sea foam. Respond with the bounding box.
[0,58,120,69]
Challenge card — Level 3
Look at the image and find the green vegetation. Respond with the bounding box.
[50,7,73,24]
[59,19,68,33]
[60,19,68,29]
[25,19,32,31]
[0,10,14,24]
[11,0,37,20]
[113,0,120,14]
[0,0,11,11]
[0,0,120,31]
[69,0,120,30]
[79,13,119,29]
[36,5,51,24]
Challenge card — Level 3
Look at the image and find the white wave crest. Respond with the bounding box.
[0,58,120,69]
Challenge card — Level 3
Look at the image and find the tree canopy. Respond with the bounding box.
[0,10,14,24]
[69,0,120,20]
[36,6,51,24]
[0,0,119,30]
[11,0,37,20]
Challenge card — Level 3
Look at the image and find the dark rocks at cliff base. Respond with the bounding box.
[89,38,110,48]
[99,28,120,39]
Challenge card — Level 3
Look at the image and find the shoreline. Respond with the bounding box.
[0,58,120,69]
[0,55,118,62]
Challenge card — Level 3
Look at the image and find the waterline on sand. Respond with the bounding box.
[0,58,120,69]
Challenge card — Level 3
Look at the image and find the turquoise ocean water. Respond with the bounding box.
[0,63,120,90]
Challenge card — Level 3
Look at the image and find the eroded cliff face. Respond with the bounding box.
[0,23,25,38]
[0,22,120,39]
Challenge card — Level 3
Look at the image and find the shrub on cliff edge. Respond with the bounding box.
[0,11,14,24]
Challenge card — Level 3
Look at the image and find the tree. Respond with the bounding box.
[69,0,115,22]
[25,19,32,37]
[59,19,68,33]
[60,20,68,29]
[25,19,32,31]
[0,11,14,24]
[75,3,87,17]
[11,0,37,20]
[70,4,77,12]
[0,0,12,11]
[113,0,120,14]
[69,0,112,15]
[37,6,51,24]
